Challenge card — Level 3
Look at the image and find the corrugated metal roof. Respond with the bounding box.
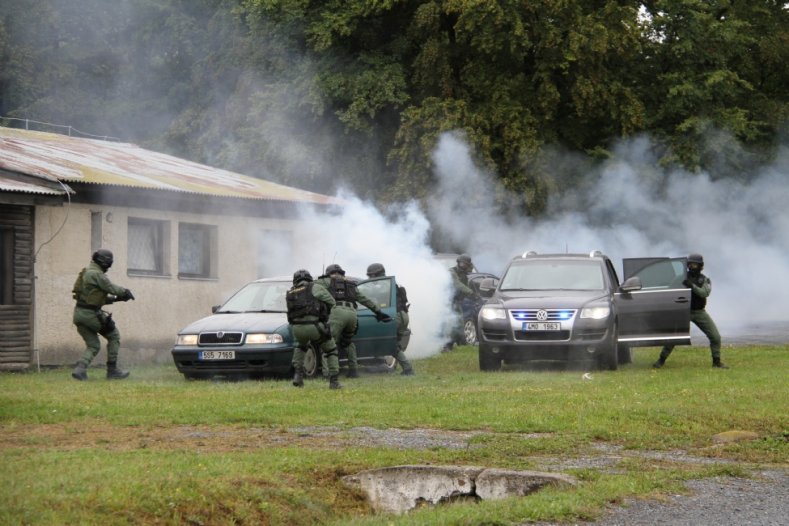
[0,127,341,204]
[0,175,69,196]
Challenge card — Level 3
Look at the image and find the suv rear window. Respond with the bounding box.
[500,260,605,291]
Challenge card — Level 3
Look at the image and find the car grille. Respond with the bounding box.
[198,332,243,345]
[514,330,570,341]
[510,309,576,321]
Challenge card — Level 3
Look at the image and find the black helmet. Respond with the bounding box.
[293,269,313,284]
[366,263,385,278]
[92,249,114,270]
[687,253,704,266]
[456,253,473,272]
[325,263,345,276]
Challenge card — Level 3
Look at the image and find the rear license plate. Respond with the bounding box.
[199,350,235,360]
[523,322,560,331]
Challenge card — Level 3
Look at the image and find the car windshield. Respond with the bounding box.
[218,281,289,312]
[500,260,605,291]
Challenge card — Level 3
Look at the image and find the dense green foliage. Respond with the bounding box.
[1,1,787,208]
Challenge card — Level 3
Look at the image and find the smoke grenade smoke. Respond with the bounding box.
[427,132,789,338]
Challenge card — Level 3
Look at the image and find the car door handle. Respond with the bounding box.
[675,297,689,303]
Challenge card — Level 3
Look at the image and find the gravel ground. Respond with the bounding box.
[582,469,789,526]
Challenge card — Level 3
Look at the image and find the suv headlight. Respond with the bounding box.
[480,306,507,321]
[245,333,284,344]
[176,334,198,346]
[580,306,610,319]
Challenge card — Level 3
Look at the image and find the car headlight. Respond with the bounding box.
[480,306,507,321]
[245,333,284,344]
[580,306,610,319]
[176,334,198,346]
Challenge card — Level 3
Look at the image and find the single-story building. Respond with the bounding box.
[0,126,341,370]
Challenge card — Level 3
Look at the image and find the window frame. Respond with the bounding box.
[127,217,170,277]
[177,222,218,280]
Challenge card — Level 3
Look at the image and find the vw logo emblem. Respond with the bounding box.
[217,331,225,339]
[536,310,548,321]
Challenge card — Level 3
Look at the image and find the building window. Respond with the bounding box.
[90,211,103,253]
[128,218,169,276]
[178,223,217,279]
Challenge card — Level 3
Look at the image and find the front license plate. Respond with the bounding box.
[523,322,560,331]
[199,350,235,360]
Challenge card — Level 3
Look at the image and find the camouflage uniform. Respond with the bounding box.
[71,257,133,380]
[287,276,340,388]
[317,268,388,377]
[655,257,725,368]
[444,261,476,350]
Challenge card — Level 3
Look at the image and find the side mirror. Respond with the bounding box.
[620,276,642,293]
[211,305,221,313]
[479,277,497,298]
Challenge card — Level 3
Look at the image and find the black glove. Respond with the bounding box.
[374,311,392,323]
[682,279,692,288]
[123,288,135,301]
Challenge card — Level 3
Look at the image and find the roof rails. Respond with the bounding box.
[520,251,538,258]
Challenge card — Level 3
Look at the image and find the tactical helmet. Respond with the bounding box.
[456,253,473,272]
[92,249,114,270]
[687,253,704,266]
[366,263,385,278]
[325,263,345,276]
[293,269,313,284]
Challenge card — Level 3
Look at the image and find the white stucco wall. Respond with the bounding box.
[33,202,308,366]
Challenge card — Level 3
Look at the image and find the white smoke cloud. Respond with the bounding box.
[428,132,789,339]
[285,193,453,359]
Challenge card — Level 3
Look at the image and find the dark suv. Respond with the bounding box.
[477,251,692,371]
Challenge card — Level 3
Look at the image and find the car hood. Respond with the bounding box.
[493,289,608,308]
[178,312,289,334]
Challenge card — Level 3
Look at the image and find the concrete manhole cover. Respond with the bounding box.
[343,464,576,514]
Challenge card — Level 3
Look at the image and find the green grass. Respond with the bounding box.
[1,345,786,525]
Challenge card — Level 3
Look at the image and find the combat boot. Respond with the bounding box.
[329,375,342,389]
[106,362,130,380]
[401,369,415,376]
[71,361,88,381]
[292,369,304,387]
[712,358,729,369]
[652,358,665,369]
[346,368,359,378]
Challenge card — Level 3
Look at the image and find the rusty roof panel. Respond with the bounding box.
[0,127,341,205]
[0,174,69,195]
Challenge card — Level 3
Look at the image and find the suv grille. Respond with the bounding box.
[510,309,576,321]
[198,332,243,345]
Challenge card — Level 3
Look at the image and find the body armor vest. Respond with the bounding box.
[72,267,106,307]
[689,273,708,310]
[328,277,358,302]
[396,285,409,312]
[286,283,328,323]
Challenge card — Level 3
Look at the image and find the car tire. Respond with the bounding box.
[598,322,619,371]
[479,346,501,371]
[303,346,319,378]
[383,355,397,370]
[464,319,479,345]
[617,343,632,365]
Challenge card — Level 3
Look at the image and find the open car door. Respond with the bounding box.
[352,276,399,362]
[616,257,691,347]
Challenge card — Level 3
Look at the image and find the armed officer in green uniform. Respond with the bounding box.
[653,253,727,369]
[71,249,135,381]
[366,263,414,376]
[286,269,342,389]
[317,264,391,378]
[443,253,477,352]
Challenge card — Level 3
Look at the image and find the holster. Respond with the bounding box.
[98,311,116,336]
